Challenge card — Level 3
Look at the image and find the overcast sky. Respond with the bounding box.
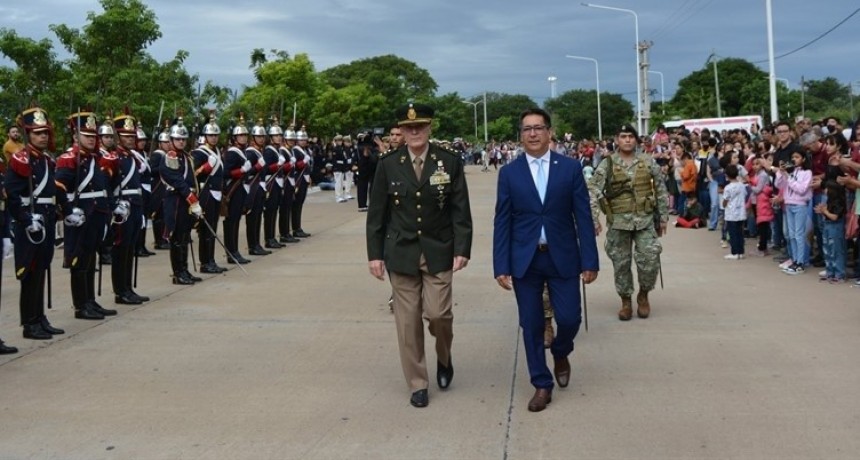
[1,0,858,107]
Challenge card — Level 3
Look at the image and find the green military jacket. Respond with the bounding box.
[587,151,669,231]
[366,143,473,276]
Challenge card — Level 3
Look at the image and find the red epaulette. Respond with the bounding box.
[56,150,79,169]
[10,150,32,177]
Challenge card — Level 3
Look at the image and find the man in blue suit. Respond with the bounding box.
[493,108,599,412]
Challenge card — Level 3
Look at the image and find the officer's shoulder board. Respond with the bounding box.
[378,148,399,161]
[165,151,180,170]
[433,143,459,158]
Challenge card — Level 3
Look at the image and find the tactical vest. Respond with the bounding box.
[605,154,656,215]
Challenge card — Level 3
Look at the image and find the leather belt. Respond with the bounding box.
[68,190,108,201]
[21,197,56,205]
[537,244,549,252]
[120,188,142,196]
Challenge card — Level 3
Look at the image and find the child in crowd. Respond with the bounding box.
[582,158,594,182]
[776,151,812,275]
[753,158,775,256]
[722,164,747,259]
[814,180,847,283]
[675,193,705,228]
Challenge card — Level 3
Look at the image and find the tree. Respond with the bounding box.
[0,29,69,125]
[545,90,633,140]
[237,52,323,129]
[310,83,386,135]
[427,92,471,141]
[672,58,767,119]
[323,55,437,105]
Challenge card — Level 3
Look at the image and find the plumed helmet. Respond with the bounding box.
[136,123,147,140]
[251,118,267,137]
[268,116,283,136]
[296,125,308,141]
[67,111,98,135]
[232,113,249,136]
[202,110,220,135]
[169,117,189,139]
[158,130,170,143]
[113,109,137,135]
[284,125,297,140]
[98,118,115,136]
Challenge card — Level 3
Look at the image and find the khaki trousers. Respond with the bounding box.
[389,255,453,392]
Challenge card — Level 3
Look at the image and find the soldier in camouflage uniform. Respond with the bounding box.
[587,124,669,321]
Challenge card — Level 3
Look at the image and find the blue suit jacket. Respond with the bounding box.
[493,151,599,279]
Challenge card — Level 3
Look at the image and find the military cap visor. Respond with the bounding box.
[395,103,434,126]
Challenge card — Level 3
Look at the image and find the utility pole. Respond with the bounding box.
[639,40,653,134]
[800,75,806,117]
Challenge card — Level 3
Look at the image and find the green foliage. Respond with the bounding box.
[672,58,767,119]
[544,89,634,140]
[322,55,437,105]
[310,83,387,135]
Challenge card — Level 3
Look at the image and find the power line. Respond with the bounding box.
[651,0,718,42]
[753,7,860,63]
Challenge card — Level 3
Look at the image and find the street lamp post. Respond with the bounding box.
[565,54,602,139]
[461,100,479,139]
[548,75,558,98]
[648,70,665,115]
[583,2,641,135]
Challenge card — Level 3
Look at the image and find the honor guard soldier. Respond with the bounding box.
[160,117,204,284]
[262,117,290,249]
[134,123,157,257]
[149,121,171,250]
[587,124,669,320]
[366,103,473,407]
[244,119,271,256]
[332,134,349,202]
[222,115,252,264]
[97,117,118,265]
[289,126,312,238]
[278,127,299,243]
[342,135,357,200]
[110,111,149,304]
[56,111,118,320]
[190,112,227,273]
[6,107,66,339]
[0,172,18,353]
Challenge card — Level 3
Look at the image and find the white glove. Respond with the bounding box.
[207,155,217,168]
[189,202,203,218]
[2,237,12,259]
[64,207,86,227]
[290,156,296,165]
[256,157,265,169]
[277,155,285,166]
[241,160,252,173]
[113,200,130,218]
[27,213,44,234]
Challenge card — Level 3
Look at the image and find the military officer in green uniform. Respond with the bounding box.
[366,103,473,408]
[588,124,668,321]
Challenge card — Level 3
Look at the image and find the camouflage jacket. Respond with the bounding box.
[588,152,669,231]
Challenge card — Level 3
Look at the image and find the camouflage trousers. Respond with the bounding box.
[542,284,553,319]
[605,227,662,298]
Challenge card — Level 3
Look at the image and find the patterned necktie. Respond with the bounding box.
[414,156,424,179]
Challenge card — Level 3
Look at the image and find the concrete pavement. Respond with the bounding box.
[1,165,859,459]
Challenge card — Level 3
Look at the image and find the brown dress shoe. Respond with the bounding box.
[527,388,552,412]
[637,291,651,318]
[543,319,554,349]
[553,356,571,388]
[618,296,633,321]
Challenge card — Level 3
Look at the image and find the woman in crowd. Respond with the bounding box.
[776,150,813,275]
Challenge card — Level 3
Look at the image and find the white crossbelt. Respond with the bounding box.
[67,190,107,201]
[21,196,56,205]
[120,188,142,196]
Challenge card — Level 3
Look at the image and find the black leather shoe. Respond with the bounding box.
[249,246,272,256]
[265,239,285,249]
[226,253,251,264]
[181,270,202,282]
[23,323,52,340]
[135,248,152,257]
[115,292,143,305]
[410,389,429,408]
[155,242,171,250]
[280,236,300,243]
[437,359,453,390]
[75,304,105,320]
[39,317,65,335]
[293,230,311,238]
[173,273,194,285]
[0,340,18,355]
[89,301,117,316]
[200,262,225,274]
[129,291,150,302]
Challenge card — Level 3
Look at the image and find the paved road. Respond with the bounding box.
[1,164,858,459]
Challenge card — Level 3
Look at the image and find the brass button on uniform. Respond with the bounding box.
[416,192,421,197]
[395,200,400,205]
[417,217,422,223]
[417,230,422,236]
[417,204,422,210]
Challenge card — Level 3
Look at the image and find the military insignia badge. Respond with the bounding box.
[33,110,48,126]
[429,160,451,186]
[407,107,417,120]
[124,118,135,131]
[86,115,97,130]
